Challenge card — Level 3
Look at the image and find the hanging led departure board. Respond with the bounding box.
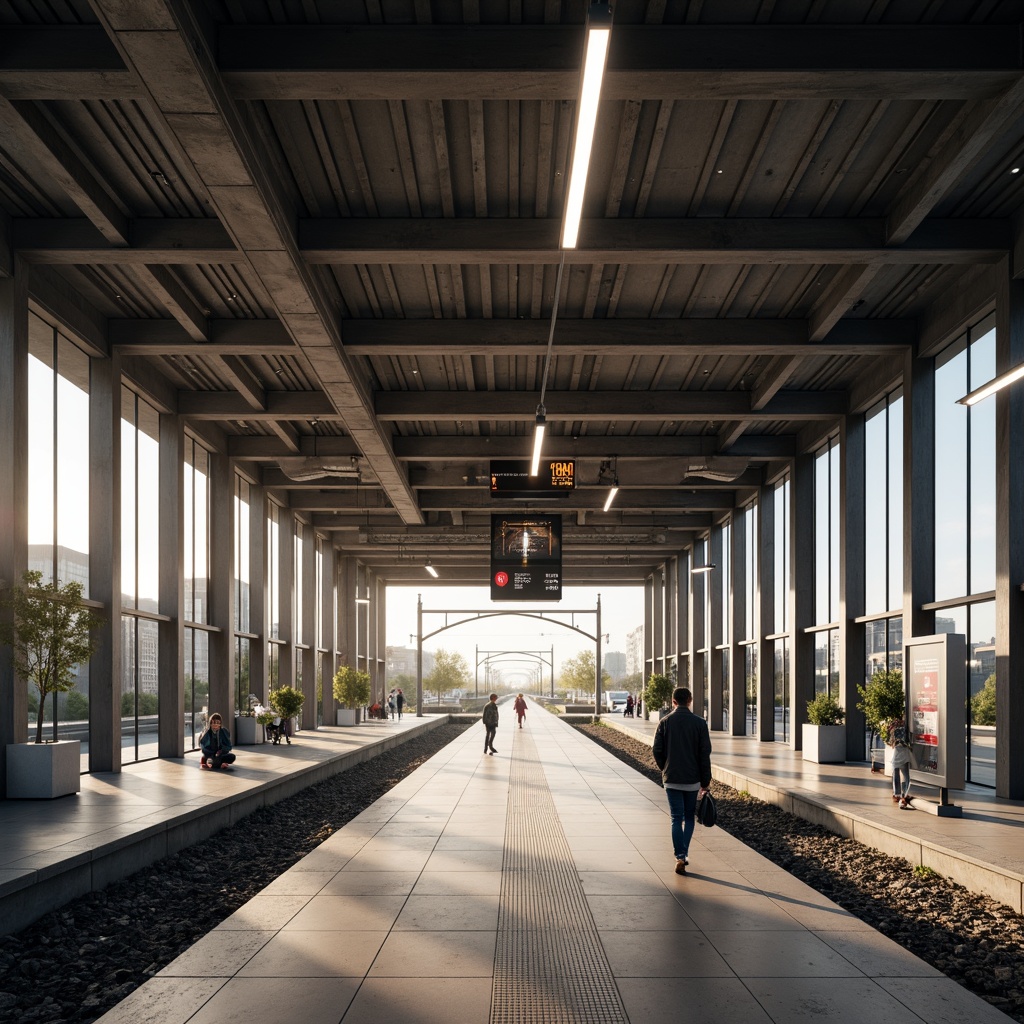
[490,513,562,601]
[490,460,575,499]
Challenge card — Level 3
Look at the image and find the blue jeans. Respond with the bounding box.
[665,787,699,860]
[893,762,911,798]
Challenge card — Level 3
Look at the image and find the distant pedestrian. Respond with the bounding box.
[388,692,396,719]
[396,688,405,719]
[514,693,527,728]
[652,687,711,875]
[482,693,499,754]
[888,716,914,809]
[199,713,236,770]
[624,694,634,718]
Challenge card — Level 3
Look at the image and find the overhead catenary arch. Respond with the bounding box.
[413,596,603,716]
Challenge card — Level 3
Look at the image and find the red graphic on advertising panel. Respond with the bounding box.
[494,571,509,588]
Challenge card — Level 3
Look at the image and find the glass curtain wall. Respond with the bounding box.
[120,388,160,763]
[267,500,281,690]
[742,502,758,736]
[26,314,91,767]
[183,437,210,748]
[813,439,841,698]
[234,475,253,717]
[773,476,790,741]
[863,391,905,755]
[934,315,996,786]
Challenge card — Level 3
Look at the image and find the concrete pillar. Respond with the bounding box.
[995,261,1024,799]
[374,574,386,706]
[0,269,30,792]
[709,527,724,731]
[729,512,745,736]
[675,552,690,686]
[320,540,337,725]
[300,523,316,729]
[247,483,266,701]
[790,454,815,750]
[643,573,654,685]
[757,483,776,742]
[88,351,123,771]
[157,414,183,760]
[207,451,234,738]
[652,568,664,677]
[277,511,295,689]
[690,543,709,720]
[904,347,936,639]
[840,414,867,760]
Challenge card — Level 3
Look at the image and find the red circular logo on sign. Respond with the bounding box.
[494,571,509,587]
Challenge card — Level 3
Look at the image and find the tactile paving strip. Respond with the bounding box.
[490,729,627,1024]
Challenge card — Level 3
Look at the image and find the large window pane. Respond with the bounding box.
[773,638,789,743]
[814,446,831,625]
[864,403,887,614]
[887,394,904,610]
[56,336,90,593]
[744,645,757,736]
[268,503,280,640]
[968,601,995,788]
[137,401,160,614]
[969,326,995,595]
[934,342,968,600]
[235,477,251,633]
[774,478,789,634]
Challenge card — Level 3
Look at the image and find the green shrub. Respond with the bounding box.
[971,673,996,726]
[332,666,371,708]
[643,673,675,713]
[269,685,305,720]
[856,668,904,743]
[806,693,845,726]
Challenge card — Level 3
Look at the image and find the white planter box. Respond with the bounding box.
[870,745,896,776]
[7,740,81,799]
[336,708,357,726]
[234,716,264,745]
[801,724,846,764]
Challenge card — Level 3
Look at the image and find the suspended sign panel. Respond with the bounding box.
[490,514,562,601]
[490,460,575,499]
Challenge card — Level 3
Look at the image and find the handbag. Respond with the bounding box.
[696,789,717,828]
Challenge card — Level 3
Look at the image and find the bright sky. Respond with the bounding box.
[385,584,643,687]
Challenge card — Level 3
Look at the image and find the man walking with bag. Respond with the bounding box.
[482,692,499,755]
[652,686,711,876]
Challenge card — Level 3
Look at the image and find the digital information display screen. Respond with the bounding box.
[490,513,562,601]
[906,632,966,791]
[490,460,575,499]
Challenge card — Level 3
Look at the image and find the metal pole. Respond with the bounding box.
[595,595,602,716]
[550,644,554,698]
[416,594,423,717]
[475,644,479,698]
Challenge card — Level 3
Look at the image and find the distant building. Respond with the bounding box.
[626,625,644,678]
[386,645,434,680]
[603,651,626,681]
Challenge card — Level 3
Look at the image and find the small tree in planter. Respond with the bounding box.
[643,673,675,720]
[856,668,905,771]
[0,571,104,745]
[803,693,846,764]
[268,685,305,738]
[332,666,370,725]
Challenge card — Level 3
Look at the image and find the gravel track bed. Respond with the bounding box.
[0,723,470,1024]
[576,721,1024,1021]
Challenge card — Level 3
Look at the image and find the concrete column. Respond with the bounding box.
[374,574,387,707]
[675,552,690,685]
[88,349,123,770]
[758,483,776,742]
[691,543,709,720]
[840,413,867,761]
[709,527,724,731]
[277,511,295,689]
[904,347,936,639]
[664,557,677,676]
[338,555,357,671]
[247,483,266,701]
[207,452,234,737]
[320,540,337,725]
[0,269,30,792]
[729,512,745,736]
[652,568,664,677]
[157,414,183,759]
[790,454,815,750]
[995,262,1024,799]
[300,524,316,729]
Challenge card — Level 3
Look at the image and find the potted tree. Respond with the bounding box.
[802,693,846,764]
[0,571,103,798]
[268,685,305,742]
[857,668,905,775]
[643,673,675,721]
[333,665,370,726]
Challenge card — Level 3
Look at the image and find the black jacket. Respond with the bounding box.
[652,706,712,788]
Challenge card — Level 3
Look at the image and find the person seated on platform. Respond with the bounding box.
[200,713,237,770]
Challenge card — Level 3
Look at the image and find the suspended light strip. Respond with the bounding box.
[561,4,612,249]
[602,480,619,512]
[530,405,546,476]
[958,363,1024,406]
[690,564,716,575]
[425,560,439,578]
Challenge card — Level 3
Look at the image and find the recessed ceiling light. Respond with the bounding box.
[1013,167,1021,174]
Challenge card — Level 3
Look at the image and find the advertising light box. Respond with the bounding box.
[906,632,966,792]
[490,513,562,601]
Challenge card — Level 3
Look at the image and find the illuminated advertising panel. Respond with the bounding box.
[906,632,966,791]
[490,514,562,601]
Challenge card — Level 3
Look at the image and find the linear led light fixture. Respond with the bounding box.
[530,403,547,476]
[425,560,439,578]
[602,477,619,512]
[561,3,613,249]
[690,564,716,575]
[958,363,1024,406]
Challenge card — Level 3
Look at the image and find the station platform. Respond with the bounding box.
[79,703,1014,1024]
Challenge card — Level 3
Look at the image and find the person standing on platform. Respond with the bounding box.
[514,693,527,728]
[652,687,711,876]
[388,690,396,719]
[396,688,405,719]
[625,694,634,718]
[888,716,914,809]
[482,692,499,754]
[199,713,236,770]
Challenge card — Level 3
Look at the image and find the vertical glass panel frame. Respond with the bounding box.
[27,316,56,584]
[814,447,831,625]
[864,401,887,615]
[773,638,789,743]
[136,399,160,614]
[774,477,789,635]
[56,334,90,594]
[934,339,968,601]
[887,393,904,610]
[968,324,996,596]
